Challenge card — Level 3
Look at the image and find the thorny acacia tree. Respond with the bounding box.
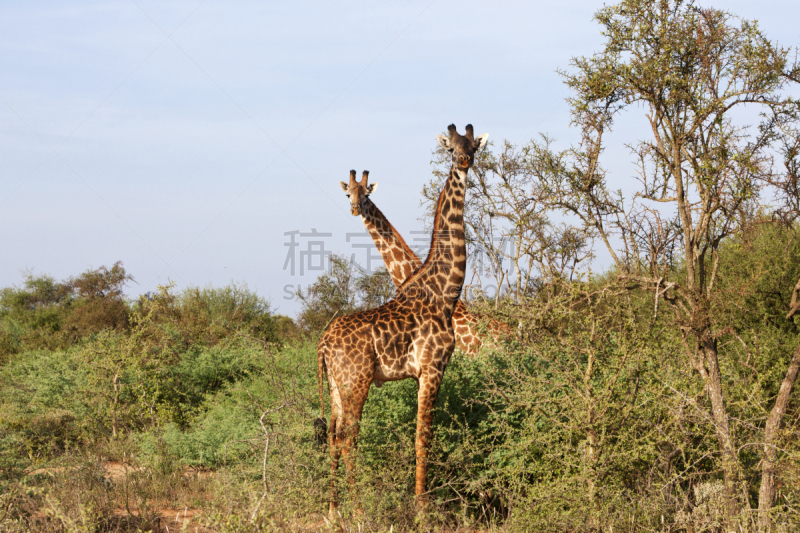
[529,0,798,527]
[422,141,590,303]
[502,280,657,531]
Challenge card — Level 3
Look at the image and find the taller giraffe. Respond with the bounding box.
[339,169,511,354]
[318,124,487,515]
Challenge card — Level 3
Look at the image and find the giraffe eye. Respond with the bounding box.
[346,194,350,198]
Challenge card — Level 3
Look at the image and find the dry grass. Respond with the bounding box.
[2,454,217,533]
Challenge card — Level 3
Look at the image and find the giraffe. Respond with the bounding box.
[339,170,511,355]
[317,124,488,516]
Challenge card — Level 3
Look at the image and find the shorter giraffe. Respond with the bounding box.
[339,170,512,355]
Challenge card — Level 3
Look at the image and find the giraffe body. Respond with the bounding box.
[319,125,487,515]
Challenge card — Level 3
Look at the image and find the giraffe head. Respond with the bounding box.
[339,170,378,216]
[436,124,489,177]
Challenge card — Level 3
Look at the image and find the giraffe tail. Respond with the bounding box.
[314,344,328,447]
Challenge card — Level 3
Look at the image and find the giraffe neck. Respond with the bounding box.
[360,199,422,288]
[398,165,466,313]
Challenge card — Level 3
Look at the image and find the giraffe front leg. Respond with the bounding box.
[414,368,444,507]
[328,411,341,521]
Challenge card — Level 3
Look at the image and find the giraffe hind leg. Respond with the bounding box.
[328,378,343,520]
[326,343,373,519]
[338,380,370,516]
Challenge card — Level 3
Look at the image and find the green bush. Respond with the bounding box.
[1,225,800,531]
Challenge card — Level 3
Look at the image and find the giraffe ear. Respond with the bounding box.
[339,181,349,192]
[366,182,378,194]
[436,135,453,151]
[475,133,489,150]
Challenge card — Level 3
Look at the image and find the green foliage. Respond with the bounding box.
[0,265,289,364]
[65,261,132,339]
[130,281,280,349]
[177,283,278,344]
[136,342,320,469]
[0,263,133,359]
[0,282,284,467]
[273,313,303,345]
[0,273,74,356]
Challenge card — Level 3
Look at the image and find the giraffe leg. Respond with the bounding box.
[340,382,369,514]
[328,418,341,520]
[414,365,445,508]
[328,381,343,521]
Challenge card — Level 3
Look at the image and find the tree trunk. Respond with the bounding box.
[586,427,600,531]
[702,337,741,522]
[757,342,800,532]
[513,235,522,303]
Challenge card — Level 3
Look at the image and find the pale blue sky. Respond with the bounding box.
[1,0,798,316]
